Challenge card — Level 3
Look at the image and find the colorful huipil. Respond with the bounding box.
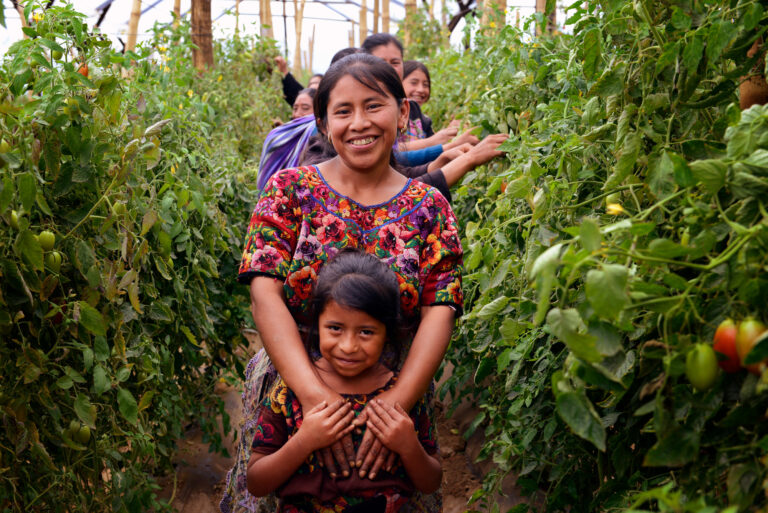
[220,165,463,513]
[252,375,437,512]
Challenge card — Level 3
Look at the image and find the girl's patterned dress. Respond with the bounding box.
[252,375,436,512]
[220,165,463,513]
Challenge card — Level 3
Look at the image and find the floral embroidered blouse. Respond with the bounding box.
[251,375,436,512]
[237,165,463,327]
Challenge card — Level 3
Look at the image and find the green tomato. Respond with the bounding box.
[38,230,55,251]
[74,425,91,444]
[45,251,62,273]
[67,419,80,438]
[112,202,127,216]
[9,210,19,230]
[685,344,719,391]
[157,231,172,258]
[604,192,621,205]
[51,50,63,61]
[0,139,10,153]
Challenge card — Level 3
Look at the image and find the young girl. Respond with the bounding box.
[246,250,442,512]
[402,60,431,107]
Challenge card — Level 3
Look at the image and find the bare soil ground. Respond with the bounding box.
[157,333,532,512]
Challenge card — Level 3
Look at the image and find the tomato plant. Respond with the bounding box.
[0,2,285,511]
[422,0,768,511]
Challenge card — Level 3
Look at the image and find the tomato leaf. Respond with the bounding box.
[15,230,44,271]
[579,218,601,253]
[76,301,106,336]
[93,365,111,395]
[585,264,629,320]
[547,308,602,362]
[74,393,96,428]
[117,388,138,425]
[644,426,700,467]
[556,390,606,451]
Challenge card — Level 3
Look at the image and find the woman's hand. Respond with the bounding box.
[466,133,509,166]
[274,55,289,75]
[296,400,355,453]
[430,119,461,145]
[427,143,472,172]
[443,127,480,151]
[351,390,402,479]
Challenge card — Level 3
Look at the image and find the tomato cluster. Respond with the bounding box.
[713,318,768,375]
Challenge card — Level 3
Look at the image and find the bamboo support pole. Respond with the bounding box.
[126,0,142,52]
[535,0,556,34]
[235,0,241,33]
[191,0,214,69]
[173,0,181,28]
[261,0,274,38]
[309,24,315,71]
[382,0,389,33]
[359,0,367,44]
[349,21,355,46]
[403,0,415,45]
[373,0,379,32]
[293,0,306,75]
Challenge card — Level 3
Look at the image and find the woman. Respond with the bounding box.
[403,60,431,107]
[291,87,316,120]
[221,53,463,513]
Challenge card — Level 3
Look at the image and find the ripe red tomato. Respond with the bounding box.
[736,318,767,375]
[713,319,741,373]
[77,63,89,78]
[685,343,719,391]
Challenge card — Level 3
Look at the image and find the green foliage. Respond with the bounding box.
[426,0,768,511]
[0,2,285,511]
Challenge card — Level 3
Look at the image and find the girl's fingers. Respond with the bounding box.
[393,402,409,417]
[352,408,368,427]
[327,401,352,423]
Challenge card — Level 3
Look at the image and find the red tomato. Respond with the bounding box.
[736,318,767,375]
[713,319,741,373]
[77,63,89,78]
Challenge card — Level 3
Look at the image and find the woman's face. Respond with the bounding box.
[370,43,404,80]
[325,74,408,173]
[403,69,430,106]
[292,93,314,119]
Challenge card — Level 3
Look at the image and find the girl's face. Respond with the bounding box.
[370,43,404,80]
[318,300,386,378]
[292,93,314,119]
[325,74,408,172]
[403,69,430,106]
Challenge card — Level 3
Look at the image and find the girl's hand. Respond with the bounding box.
[431,120,460,144]
[297,400,355,455]
[427,143,472,172]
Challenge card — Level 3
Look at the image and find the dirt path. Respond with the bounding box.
[157,333,507,512]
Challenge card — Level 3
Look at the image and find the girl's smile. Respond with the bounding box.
[404,69,430,106]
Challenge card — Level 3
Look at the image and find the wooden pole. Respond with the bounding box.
[535,0,556,34]
[293,0,306,75]
[191,0,214,70]
[349,21,355,47]
[382,0,389,33]
[309,24,315,71]
[359,0,367,44]
[173,0,181,28]
[373,0,379,33]
[404,0,415,45]
[126,0,142,52]
[235,0,241,34]
[261,0,274,38]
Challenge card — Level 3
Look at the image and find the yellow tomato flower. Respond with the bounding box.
[187,89,193,97]
[32,12,43,22]
[170,164,176,175]
[164,66,170,73]
[606,203,625,215]
[178,103,183,110]
[217,74,223,82]
[490,21,496,29]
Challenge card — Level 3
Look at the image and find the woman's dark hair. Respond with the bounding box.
[308,249,403,357]
[311,73,324,80]
[330,47,359,65]
[403,60,431,89]
[296,87,317,99]
[313,53,406,129]
[361,33,404,57]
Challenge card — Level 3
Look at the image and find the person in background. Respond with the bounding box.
[402,60,431,107]
[361,34,476,152]
[292,88,316,120]
[308,73,323,89]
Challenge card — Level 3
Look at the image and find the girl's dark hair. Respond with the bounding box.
[313,53,406,130]
[361,33,404,57]
[403,60,431,89]
[308,249,403,357]
[297,87,317,99]
[330,47,359,65]
[311,73,324,80]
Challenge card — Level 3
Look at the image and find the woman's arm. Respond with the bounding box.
[354,305,455,477]
[250,277,333,407]
[247,400,356,496]
[365,400,442,493]
[250,277,356,475]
